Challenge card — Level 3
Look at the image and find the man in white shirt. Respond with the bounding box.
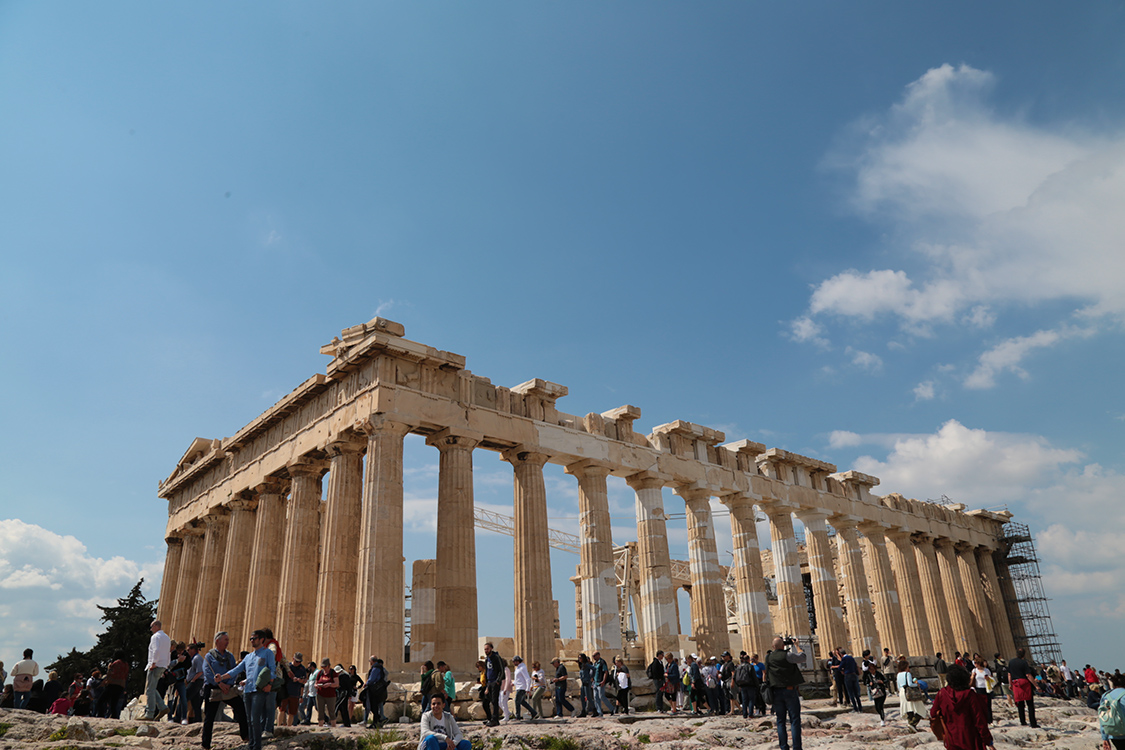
[143,619,172,720]
[510,656,537,720]
[10,648,39,710]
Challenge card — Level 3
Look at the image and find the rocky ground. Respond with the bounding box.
[0,696,1103,750]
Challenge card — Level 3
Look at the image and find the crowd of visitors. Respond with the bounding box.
[5,631,1125,750]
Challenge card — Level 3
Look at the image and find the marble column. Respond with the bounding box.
[934,538,976,651]
[721,493,774,657]
[832,517,878,657]
[157,537,183,626]
[914,534,957,658]
[170,525,205,640]
[566,461,622,655]
[355,418,411,671]
[191,509,231,642]
[504,447,556,667]
[797,511,847,656]
[215,498,257,646]
[678,487,731,659]
[994,554,1028,653]
[244,480,287,640]
[957,543,998,657]
[763,503,811,639]
[278,458,325,664]
[428,429,482,673]
[627,473,679,659]
[857,522,908,658]
[885,530,933,658]
[411,559,437,664]
[977,547,1017,658]
[313,439,364,667]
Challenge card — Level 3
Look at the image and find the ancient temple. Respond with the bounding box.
[157,317,1023,674]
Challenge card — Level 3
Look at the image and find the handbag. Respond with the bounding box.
[930,711,945,741]
[207,682,241,703]
[904,685,924,701]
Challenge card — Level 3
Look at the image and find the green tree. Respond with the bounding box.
[48,579,157,699]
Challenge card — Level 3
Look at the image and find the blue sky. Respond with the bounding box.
[2,2,1123,672]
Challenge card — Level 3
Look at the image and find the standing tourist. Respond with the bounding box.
[98,651,129,719]
[438,661,456,707]
[334,665,354,728]
[663,652,680,714]
[612,656,631,715]
[482,643,504,727]
[10,649,39,710]
[282,653,307,727]
[143,621,171,721]
[420,694,470,750]
[766,637,806,750]
[550,658,575,718]
[935,652,949,688]
[313,658,339,728]
[734,653,760,719]
[529,661,547,720]
[838,647,862,712]
[185,642,205,724]
[500,658,513,721]
[647,650,666,713]
[592,652,612,716]
[217,629,277,750]
[896,659,926,732]
[1006,648,1038,728]
[420,661,437,713]
[201,631,249,750]
[511,656,537,720]
[703,657,722,716]
[863,660,889,727]
[970,658,994,724]
[719,652,735,715]
[365,656,388,727]
[1099,672,1125,750]
[929,664,995,750]
[577,653,594,717]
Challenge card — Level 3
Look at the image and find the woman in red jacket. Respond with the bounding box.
[930,664,995,750]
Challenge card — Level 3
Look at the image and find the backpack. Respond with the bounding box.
[734,663,754,687]
[647,660,663,680]
[1100,689,1125,738]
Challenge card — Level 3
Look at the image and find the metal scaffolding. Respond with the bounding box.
[1001,521,1062,665]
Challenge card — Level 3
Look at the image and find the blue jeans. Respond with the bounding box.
[772,686,802,750]
[553,685,574,716]
[844,673,862,711]
[245,691,271,750]
[145,667,166,717]
[423,737,471,750]
[594,684,613,715]
[172,681,188,721]
[13,691,31,710]
[738,686,757,717]
[581,683,595,715]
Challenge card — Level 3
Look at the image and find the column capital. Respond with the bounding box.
[794,508,831,525]
[226,497,258,513]
[201,507,231,524]
[326,437,367,457]
[912,532,937,544]
[857,520,889,537]
[178,522,205,538]
[884,526,914,541]
[933,536,955,549]
[288,456,328,478]
[426,427,483,452]
[501,445,551,468]
[564,459,612,480]
[954,540,975,553]
[977,541,999,553]
[625,471,669,491]
[165,535,184,546]
[358,414,414,438]
[829,513,863,530]
[717,491,754,510]
[254,478,287,496]
[673,483,713,504]
[759,497,797,517]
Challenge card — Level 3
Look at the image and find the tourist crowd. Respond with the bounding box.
[5,630,1125,750]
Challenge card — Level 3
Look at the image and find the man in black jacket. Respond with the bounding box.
[482,643,504,727]
[647,651,666,712]
[765,637,806,750]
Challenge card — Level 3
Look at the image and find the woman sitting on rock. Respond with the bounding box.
[929,664,994,750]
[420,694,470,750]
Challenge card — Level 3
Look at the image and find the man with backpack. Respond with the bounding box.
[647,651,666,713]
[10,649,38,710]
[1099,672,1125,749]
[734,653,760,718]
[719,652,734,714]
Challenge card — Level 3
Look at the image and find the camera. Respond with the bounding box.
[782,635,797,648]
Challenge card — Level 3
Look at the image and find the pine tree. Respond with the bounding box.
[48,579,158,699]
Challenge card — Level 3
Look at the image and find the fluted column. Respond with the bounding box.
[934,537,976,651]
[678,487,730,659]
[957,543,997,656]
[566,461,622,656]
[276,458,325,663]
[832,517,878,657]
[355,417,411,671]
[170,526,205,640]
[191,509,231,642]
[858,522,907,657]
[994,554,1028,653]
[914,534,957,657]
[157,537,183,626]
[428,428,482,673]
[245,480,287,637]
[504,447,555,667]
[411,560,438,664]
[721,493,773,656]
[977,547,1017,658]
[886,529,933,658]
[797,511,847,656]
[763,503,811,639]
[215,498,257,646]
[627,473,679,659]
[313,440,364,666]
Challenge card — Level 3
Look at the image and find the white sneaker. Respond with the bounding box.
[181,720,188,726]
[879,720,885,727]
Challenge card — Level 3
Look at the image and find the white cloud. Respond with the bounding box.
[374,299,396,317]
[788,316,830,348]
[964,324,1095,389]
[0,519,162,662]
[792,62,1125,381]
[913,380,935,401]
[846,347,883,372]
[828,430,863,449]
